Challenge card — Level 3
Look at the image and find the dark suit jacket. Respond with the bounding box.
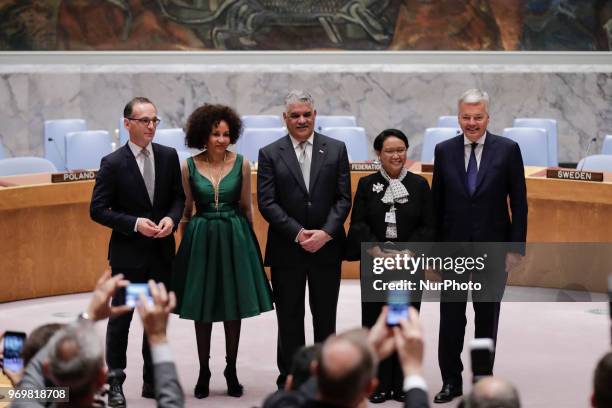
[346,171,435,261]
[431,133,527,246]
[90,143,185,269]
[257,133,351,266]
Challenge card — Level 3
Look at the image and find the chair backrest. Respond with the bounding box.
[65,130,112,170]
[321,126,369,161]
[420,127,461,163]
[315,116,357,133]
[237,128,287,162]
[576,154,612,172]
[154,128,187,152]
[44,119,87,171]
[601,135,612,155]
[0,157,57,176]
[242,115,284,129]
[118,117,129,146]
[437,115,460,128]
[502,127,548,167]
[513,118,558,166]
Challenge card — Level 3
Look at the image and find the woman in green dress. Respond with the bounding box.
[172,104,274,399]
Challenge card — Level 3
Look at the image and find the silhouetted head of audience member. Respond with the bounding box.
[314,329,378,408]
[592,351,612,407]
[43,323,106,406]
[22,323,65,366]
[286,343,321,391]
[460,376,520,408]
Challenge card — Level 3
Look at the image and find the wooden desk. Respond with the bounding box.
[1,166,611,302]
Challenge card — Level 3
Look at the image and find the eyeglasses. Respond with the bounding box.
[381,148,407,156]
[126,117,161,126]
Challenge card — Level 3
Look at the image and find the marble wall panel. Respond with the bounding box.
[1,67,610,164]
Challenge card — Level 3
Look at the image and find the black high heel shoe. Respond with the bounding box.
[223,357,244,397]
[194,366,211,399]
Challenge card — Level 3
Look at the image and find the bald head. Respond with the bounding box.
[466,377,520,408]
[316,333,376,407]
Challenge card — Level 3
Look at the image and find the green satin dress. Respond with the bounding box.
[172,154,273,322]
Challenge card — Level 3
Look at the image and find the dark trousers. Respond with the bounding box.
[438,264,507,387]
[362,301,421,393]
[271,263,341,383]
[106,260,170,385]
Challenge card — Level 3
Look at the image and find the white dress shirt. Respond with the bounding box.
[128,140,155,232]
[289,133,314,242]
[463,132,487,171]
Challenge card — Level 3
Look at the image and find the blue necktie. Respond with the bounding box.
[466,142,478,195]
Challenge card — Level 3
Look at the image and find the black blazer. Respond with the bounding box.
[90,143,185,269]
[346,171,435,261]
[431,133,527,245]
[257,133,352,266]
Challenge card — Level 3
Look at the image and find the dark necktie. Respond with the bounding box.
[466,142,478,195]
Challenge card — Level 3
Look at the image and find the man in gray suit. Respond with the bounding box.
[257,90,352,388]
[12,272,184,408]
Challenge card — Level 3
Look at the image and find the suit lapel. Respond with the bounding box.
[124,144,152,208]
[308,132,327,191]
[152,143,162,207]
[278,135,308,193]
[474,132,495,194]
[452,135,470,197]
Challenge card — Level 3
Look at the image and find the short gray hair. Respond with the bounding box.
[285,90,315,111]
[464,377,520,408]
[458,89,490,112]
[47,323,104,395]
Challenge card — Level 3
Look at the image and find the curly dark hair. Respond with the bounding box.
[185,104,243,149]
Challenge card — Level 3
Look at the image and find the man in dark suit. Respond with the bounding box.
[431,89,527,403]
[90,97,184,407]
[257,90,352,389]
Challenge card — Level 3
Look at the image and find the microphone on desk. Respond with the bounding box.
[47,137,65,167]
[579,137,597,172]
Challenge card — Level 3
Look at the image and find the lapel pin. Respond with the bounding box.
[319,149,324,154]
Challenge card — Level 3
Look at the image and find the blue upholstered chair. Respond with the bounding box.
[242,115,284,129]
[321,126,369,161]
[513,118,558,166]
[437,115,460,129]
[502,127,548,167]
[0,157,57,176]
[44,119,87,171]
[65,130,112,170]
[316,116,357,133]
[420,127,461,163]
[576,154,612,172]
[601,135,612,155]
[237,128,287,162]
[154,128,187,151]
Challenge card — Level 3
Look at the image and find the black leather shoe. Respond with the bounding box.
[434,383,462,403]
[368,391,389,404]
[141,382,155,399]
[194,367,211,399]
[392,390,407,402]
[224,357,244,397]
[107,383,126,408]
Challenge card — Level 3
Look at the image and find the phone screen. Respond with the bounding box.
[386,287,410,326]
[470,338,495,382]
[3,331,26,372]
[125,283,153,308]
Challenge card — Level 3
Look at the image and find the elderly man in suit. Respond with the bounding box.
[257,90,352,389]
[90,97,184,407]
[431,89,527,403]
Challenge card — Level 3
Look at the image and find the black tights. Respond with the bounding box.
[194,320,242,370]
